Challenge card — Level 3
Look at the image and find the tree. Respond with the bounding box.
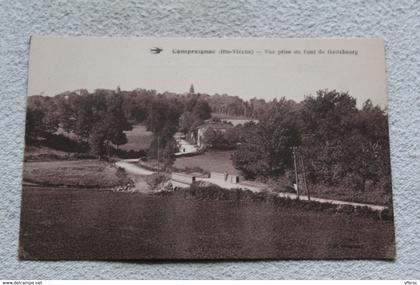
[161,138,177,168]
[192,100,211,120]
[297,90,357,184]
[25,107,45,143]
[56,93,79,133]
[84,92,132,158]
[25,96,60,144]
[89,122,107,158]
[148,135,177,169]
[349,100,391,192]
[231,101,300,180]
[231,124,270,179]
[88,112,129,159]
[74,97,93,140]
[202,128,236,150]
[179,111,203,133]
[145,99,170,133]
[297,91,391,194]
[112,131,128,151]
[189,84,195,94]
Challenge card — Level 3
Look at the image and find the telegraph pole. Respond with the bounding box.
[299,153,310,201]
[292,146,299,199]
[157,136,160,175]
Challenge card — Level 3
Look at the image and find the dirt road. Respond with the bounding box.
[197,176,388,211]
[115,159,154,176]
[175,139,200,156]
[116,160,388,211]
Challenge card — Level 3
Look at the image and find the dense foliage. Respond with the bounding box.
[26,87,391,199]
[231,90,391,197]
[26,88,212,164]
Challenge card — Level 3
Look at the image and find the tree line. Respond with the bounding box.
[25,87,212,163]
[26,87,391,199]
[230,90,391,197]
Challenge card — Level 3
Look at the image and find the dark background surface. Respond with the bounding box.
[0,0,419,279]
[19,187,395,260]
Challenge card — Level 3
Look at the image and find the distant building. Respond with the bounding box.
[194,120,233,148]
[220,118,259,126]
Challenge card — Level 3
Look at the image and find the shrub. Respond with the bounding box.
[116,149,147,159]
[146,173,168,190]
[115,167,127,178]
[44,133,89,153]
[160,183,388,220]
[69,152,97,160]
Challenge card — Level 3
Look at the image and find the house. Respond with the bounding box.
[193,120,233,148]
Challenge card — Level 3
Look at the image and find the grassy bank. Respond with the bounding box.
[20,186,395,260]
[161,183,393,220]
[24,146,96,161]
[266,179,391,206]
[23,160,130,189]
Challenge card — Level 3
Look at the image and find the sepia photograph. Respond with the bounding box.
[19,36,395,260]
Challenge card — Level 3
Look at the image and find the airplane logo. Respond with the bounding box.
[150,47,163,54]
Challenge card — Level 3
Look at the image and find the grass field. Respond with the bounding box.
[24,146,71,161]
[19,186,395,260]
[23,160,129,188]
[174,150,239,175]
[120,125,153,151]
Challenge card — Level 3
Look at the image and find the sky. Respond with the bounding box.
[27,36,388,108]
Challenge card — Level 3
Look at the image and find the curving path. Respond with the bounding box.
[195,177,388,211]
[174,139,200,156]
[116,159,387,211]
[115,159,154,176]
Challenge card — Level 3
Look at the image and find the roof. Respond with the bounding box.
[196,121,234,130]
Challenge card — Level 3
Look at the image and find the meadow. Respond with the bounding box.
[23,160,129,188]
[19,186,395,260]
[174,150,238,175]
[119,124,153,151]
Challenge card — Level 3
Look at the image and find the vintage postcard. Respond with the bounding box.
[19,37,395,260]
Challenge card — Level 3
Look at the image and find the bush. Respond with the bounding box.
[146,173,168,190]
[24,153,62,162]
[265,176,292,193]
[68,152,97,160]
[116,148,147,159]
[162,184,388,220]
[44,133,89,153]
[115,167,127,178]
